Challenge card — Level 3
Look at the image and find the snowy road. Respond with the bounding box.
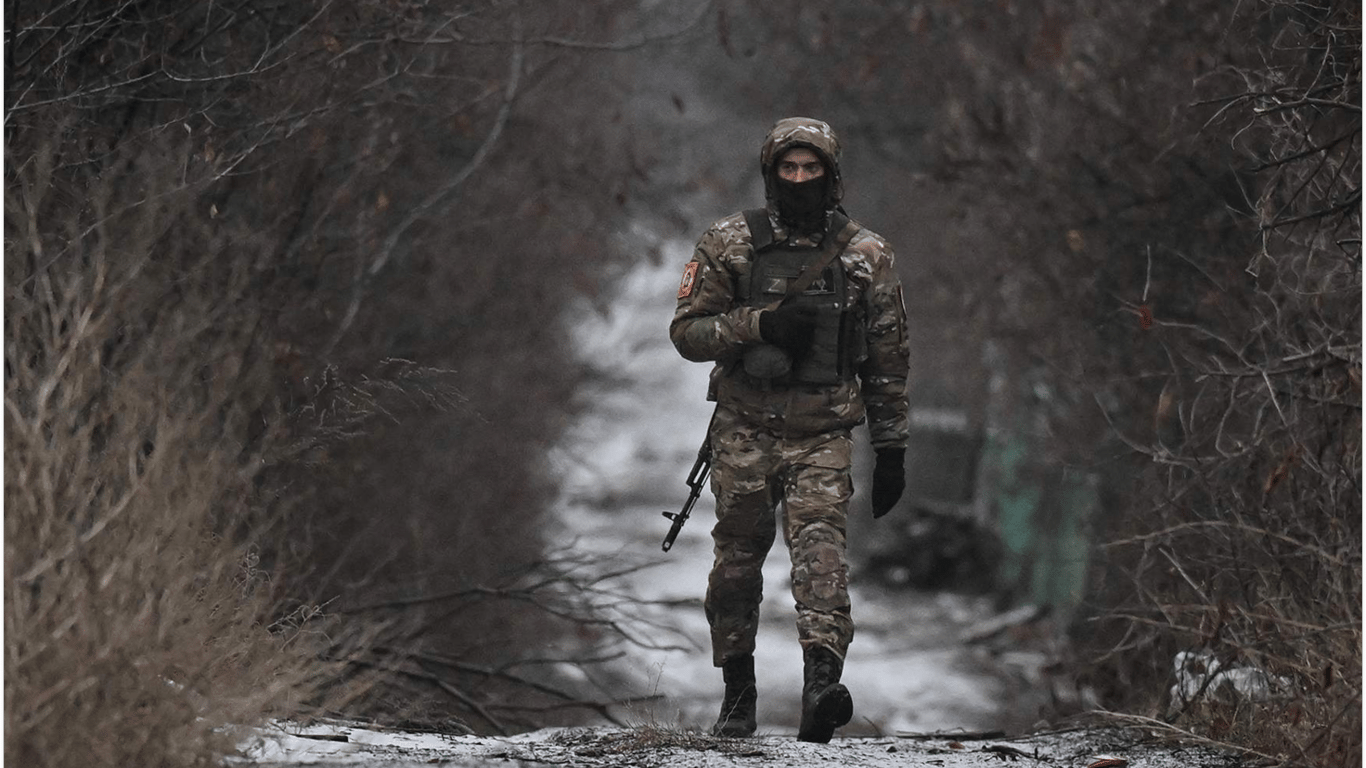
[233,717,1242,767]
[558,498,1018,736]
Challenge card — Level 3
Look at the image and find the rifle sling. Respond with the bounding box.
[743,208,859,312]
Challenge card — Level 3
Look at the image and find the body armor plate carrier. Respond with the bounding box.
[741,209,866,386]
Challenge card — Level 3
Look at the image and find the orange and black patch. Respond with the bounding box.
[677,261,700,299]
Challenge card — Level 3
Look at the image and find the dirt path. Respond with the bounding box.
[232,718,1243,767]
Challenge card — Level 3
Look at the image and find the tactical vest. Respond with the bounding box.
[739,208,865,386]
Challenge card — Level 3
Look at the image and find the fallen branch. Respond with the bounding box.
[340,655,509,735]
[1086,709,1285,766]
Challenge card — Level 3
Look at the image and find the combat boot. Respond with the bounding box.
[797,646,852,743]
[711,654,757,737]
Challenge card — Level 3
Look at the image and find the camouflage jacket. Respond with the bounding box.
[670,209,910,448]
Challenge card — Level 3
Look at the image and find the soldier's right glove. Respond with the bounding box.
[759,304,818,357]
[871,447,906,519]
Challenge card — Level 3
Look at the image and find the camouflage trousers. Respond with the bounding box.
[705,406,855,667]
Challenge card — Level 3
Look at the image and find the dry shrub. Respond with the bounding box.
[6,0,675,758]
[1079,3,1361,765]
[4,139,337,766]
[654,2,1358,760]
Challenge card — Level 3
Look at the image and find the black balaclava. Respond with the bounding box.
[774,174,830,229]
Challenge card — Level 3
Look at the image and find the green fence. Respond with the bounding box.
[983,432,1097,617]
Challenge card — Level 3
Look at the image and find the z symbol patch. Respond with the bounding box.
[677,261,700,299]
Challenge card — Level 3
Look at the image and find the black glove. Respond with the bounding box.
[871,447,906,519]
[759,304,818,357]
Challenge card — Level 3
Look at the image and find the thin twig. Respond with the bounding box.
[1143,245,1153,302]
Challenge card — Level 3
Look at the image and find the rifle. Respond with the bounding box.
[661,435,712,552]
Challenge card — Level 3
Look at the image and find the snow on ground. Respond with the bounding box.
[232,718,1244,767]
[230,719,477,765]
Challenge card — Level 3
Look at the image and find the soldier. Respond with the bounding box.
[670,117,910,742]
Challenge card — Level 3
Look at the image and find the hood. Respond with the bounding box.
[759,117,844,211]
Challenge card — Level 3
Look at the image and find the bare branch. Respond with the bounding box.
[1103,520,1349,570]
[1254,96,1362,115]
[323,15,526,357]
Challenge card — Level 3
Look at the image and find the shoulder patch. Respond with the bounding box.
[677,261,700,299]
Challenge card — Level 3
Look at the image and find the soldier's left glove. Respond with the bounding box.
[871,448,906,519]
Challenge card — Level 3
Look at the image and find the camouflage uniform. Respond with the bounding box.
[670,118,910,667]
